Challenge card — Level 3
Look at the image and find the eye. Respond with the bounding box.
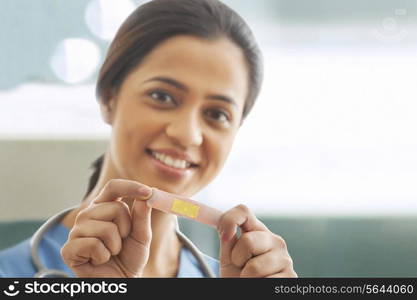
[148,90,176,105]
[205,109,230,124]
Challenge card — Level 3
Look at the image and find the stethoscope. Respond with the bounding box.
[30,206,217,278]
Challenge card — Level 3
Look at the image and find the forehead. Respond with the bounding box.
[127,35,249,109]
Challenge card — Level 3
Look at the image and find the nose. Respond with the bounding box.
[165,111,203,148]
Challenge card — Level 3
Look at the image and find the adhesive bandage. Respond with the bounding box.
[146,188,222,228]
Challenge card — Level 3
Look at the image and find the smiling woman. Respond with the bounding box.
[101,35,248,196]
[0,0,296,279]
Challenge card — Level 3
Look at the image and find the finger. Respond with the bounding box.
[61,237,111,267]
[94,179,153,204]
[77,201,132,238]
[112,198,153,277]
[219,233,239,269]
[69,220,122,256]
[117,197,153,268]
[230,231,276,267]
[240,250,294,278]
[128,198,152,246]
[217,205,268,242]
[266,270,298,278]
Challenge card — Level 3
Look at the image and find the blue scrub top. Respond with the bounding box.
[0,223,219,278]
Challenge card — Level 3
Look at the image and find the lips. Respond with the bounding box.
[145,148,199,168]
[145,148,199,179]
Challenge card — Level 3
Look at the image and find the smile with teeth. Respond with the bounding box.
[150,150,192,169]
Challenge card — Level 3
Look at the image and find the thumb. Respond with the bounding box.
[117,188,153,277]
[128,188,153,247]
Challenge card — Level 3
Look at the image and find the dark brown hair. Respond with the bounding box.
[84,0,263,199]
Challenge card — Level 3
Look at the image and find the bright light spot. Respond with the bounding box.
[85,0,137,41]
[50,38,100,84]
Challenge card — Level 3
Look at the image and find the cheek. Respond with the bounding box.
[204,132,236,176]
[111,111,151,160]
[110,123,135,173]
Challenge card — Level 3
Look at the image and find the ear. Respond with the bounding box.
[99,96,117,125]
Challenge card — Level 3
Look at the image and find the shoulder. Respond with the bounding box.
[0,239,35,277]
[0,223,73,278]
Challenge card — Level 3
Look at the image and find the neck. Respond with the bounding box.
[62,151,183,277]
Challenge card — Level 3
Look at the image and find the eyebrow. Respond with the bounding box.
[143,76,237,107]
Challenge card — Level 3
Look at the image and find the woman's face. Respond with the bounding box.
[103,35,249,196]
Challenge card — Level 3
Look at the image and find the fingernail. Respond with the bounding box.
[139,187,153,199]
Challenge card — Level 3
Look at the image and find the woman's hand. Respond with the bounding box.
[217,205,297,278]
[61,179,153,278]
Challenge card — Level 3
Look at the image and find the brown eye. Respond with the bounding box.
[149,90,176,105]
[205,109,230,124]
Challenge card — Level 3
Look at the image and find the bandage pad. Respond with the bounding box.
[147,188,222,228]
[171,199,200,219]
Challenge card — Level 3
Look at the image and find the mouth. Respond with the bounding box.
[145,148,199,170]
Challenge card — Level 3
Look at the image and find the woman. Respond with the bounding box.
[0,0,296,278]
